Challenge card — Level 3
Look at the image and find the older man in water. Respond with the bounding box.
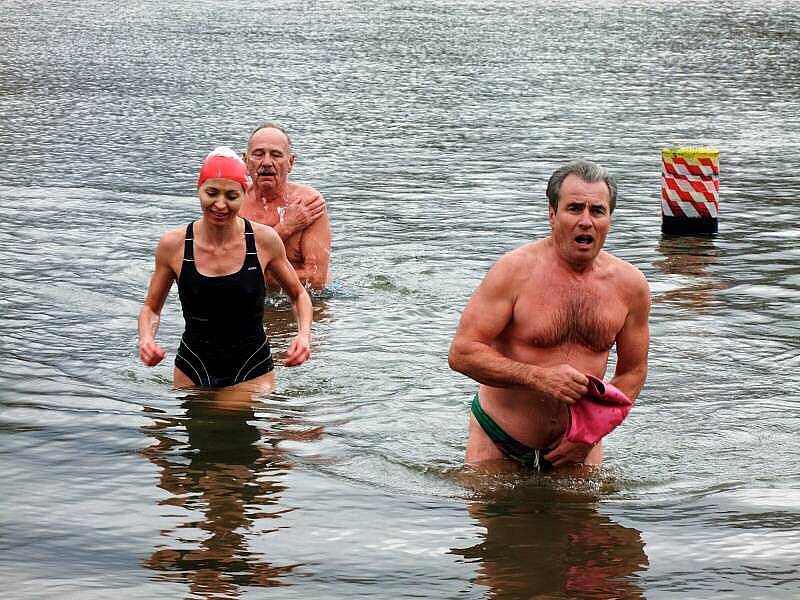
[448,160,650,470]
[240,122,332,290]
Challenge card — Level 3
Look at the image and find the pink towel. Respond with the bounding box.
[566,375,633,445]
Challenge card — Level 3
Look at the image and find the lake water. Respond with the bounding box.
[2,1,800,598]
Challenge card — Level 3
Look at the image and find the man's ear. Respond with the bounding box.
[288,153,296,173]
[548,205,555,228]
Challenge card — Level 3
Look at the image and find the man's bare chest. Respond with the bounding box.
[512,283,627,352]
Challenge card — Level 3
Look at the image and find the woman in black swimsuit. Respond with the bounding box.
[138,147,312,392]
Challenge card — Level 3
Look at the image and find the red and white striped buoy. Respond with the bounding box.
[661,147,719,234]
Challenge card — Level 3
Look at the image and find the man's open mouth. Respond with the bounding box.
[575,235,594,245]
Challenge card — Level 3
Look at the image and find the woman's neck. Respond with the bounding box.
[197,216,241,246]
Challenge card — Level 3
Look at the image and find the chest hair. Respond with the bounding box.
[516,287,622,352]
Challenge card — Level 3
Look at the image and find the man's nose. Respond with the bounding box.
[578,207,593,226]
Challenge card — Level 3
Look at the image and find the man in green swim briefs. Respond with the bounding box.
[448,160,651,470]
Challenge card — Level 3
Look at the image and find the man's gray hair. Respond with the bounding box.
[546,160,617,213]
[247,121,293,152]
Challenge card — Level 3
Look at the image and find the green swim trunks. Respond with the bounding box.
[471,393,553,472]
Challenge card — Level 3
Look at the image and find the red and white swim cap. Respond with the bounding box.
[197,146,251,191]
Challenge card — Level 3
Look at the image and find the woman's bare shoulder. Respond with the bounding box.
[155,225,187,252]
[249,220,283,251]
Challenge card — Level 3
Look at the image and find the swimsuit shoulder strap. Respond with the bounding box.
[243,218,256,252]
[242,218,261,270]
[183,221,195,262]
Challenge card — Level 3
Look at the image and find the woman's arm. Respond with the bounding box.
[138,232,179,366]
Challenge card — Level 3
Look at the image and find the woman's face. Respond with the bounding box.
[198,178,246,225]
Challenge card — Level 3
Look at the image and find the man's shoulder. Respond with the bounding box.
[487,240,548,285]
[499,239,549,267]
[287,181,322,199]
[601,252,650,293]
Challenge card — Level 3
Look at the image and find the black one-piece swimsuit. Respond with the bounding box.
[175,219,274,387]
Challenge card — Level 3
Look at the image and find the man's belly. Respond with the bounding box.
[477,385,569,449]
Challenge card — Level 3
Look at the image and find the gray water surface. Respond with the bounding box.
[2,1,800,598]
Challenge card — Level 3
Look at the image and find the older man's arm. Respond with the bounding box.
[272,193,326,241]
[294,211,332,290]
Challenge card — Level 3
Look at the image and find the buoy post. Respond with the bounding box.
[660,147,719,235]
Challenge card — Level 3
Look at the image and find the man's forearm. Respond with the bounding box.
[449,343,542,391]
[293,263,328,290]
[609,367,647,402]
[272,222,295,242]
